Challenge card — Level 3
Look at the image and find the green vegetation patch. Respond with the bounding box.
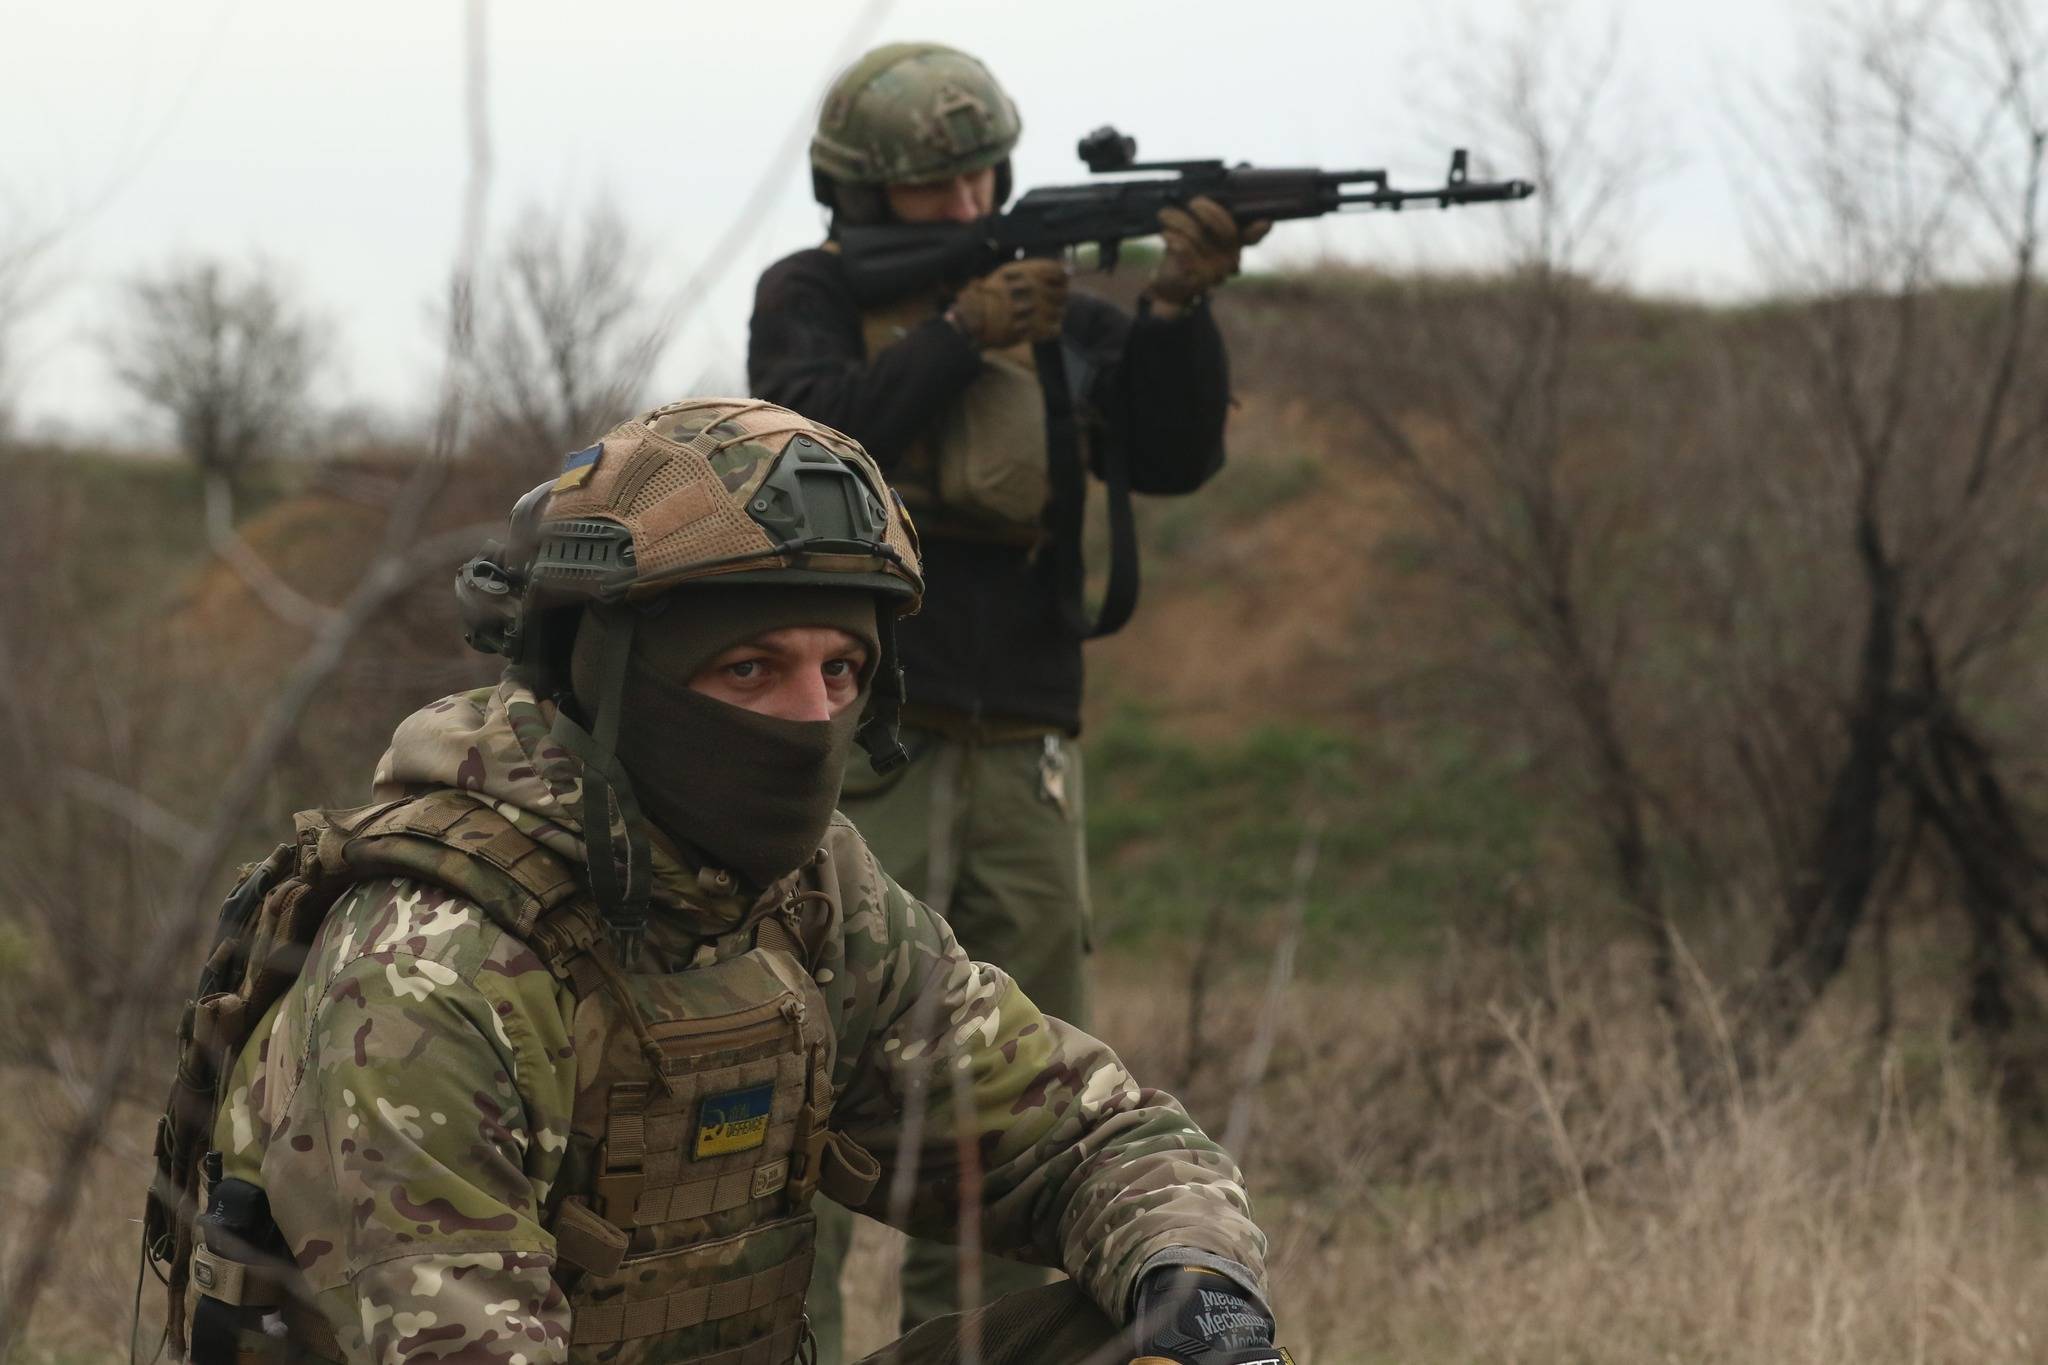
[1084,708,1542,961]
[1143,449,1324,562]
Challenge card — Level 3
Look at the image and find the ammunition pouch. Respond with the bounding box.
[856,282,1056,543]
[187,1175,300,1365]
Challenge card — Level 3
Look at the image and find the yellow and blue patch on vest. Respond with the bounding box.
[694,1082,774,1159]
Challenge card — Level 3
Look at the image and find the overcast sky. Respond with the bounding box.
[3,0,1823,443]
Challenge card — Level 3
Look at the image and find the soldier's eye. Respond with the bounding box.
[726,659,764,681]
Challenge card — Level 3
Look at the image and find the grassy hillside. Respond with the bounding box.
[6,264,2048,1363]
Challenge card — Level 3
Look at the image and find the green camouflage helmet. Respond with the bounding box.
[811,42,1022,190]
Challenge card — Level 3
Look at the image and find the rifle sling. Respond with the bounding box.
[1032,336,1139,640]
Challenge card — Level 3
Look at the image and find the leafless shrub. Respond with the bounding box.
[1705,0,2048,1112]
[467,197,668,470]
[1317,4,1710,1090]
[103,257,328,493]
[1229,0,2048,1147]
[0,3,498,1348]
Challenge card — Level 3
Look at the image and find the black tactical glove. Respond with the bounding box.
[1130,1265,1293,1365]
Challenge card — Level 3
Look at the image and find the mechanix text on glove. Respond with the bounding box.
[1130,1265,1294,1365]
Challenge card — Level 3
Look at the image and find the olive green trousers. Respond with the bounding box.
[851,1281,1120,1365]
[811,727,1094,1365]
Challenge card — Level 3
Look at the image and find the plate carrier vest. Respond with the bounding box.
[145,790,880,1365]
[856,279,1066,544]
[843,258,1139,639]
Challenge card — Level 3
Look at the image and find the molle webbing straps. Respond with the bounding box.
[595,1071,801,1227]
[332,793,582,938]
[526,902,610,999]
[1033,336,1139,640]
[570,1266,813,1351]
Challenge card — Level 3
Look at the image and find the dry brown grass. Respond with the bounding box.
[1123,945,2047,1365]
[0,1064,166,1365]
[7,941,2043,1365]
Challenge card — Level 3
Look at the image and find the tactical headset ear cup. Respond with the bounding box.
[455,552,525,660]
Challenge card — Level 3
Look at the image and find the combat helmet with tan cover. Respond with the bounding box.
[458,396,920,748]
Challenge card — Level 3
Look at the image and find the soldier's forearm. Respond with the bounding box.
[335,1251,570,1365]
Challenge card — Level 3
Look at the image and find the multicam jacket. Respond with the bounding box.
[213,679,1265,1362]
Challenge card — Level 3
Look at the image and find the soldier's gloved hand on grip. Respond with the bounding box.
[947,257,1070,349]
[1147,196,1272,310]
[1130,1265,1293,1365]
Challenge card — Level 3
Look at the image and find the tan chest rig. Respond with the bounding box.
[546,914,875,1363]
[150,792,878,1365]
[856,277,1069,544]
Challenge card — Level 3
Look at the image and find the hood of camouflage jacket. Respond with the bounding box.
[371,677,775,940]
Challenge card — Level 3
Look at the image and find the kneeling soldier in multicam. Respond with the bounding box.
[153,398,1287,1365]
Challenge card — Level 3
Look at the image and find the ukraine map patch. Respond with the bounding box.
[553,443,602,491]
[694,1082,774,1159]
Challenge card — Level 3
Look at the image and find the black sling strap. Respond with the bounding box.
[1033,335,1140,639]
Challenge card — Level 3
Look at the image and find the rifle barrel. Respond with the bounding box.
[1337,180,1535,208]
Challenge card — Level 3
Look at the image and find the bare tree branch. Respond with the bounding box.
[1223,814,1323,1159]
[469,198,668,467]
[0,0,498,1349]
[202,473,337,629]
[57,766,201,853]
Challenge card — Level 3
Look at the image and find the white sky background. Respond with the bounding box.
[3,0,1825,444]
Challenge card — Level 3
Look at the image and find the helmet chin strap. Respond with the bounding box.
[855,607,909,774]
[547,603,653,963]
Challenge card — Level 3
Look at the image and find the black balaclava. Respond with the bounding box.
[569,585,881,895]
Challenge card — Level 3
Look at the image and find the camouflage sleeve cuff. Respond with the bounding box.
[1127,1249,1271,1322]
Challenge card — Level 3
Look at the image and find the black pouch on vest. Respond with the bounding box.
[189,1168,293,1365]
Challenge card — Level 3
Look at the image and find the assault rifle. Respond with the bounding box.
[836,124,1537,306]
[835,129,1533,642]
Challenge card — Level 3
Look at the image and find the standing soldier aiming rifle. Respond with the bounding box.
[748,45,1271,1356]
[749,41,1531,1355]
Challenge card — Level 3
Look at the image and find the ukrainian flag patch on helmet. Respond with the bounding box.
[554,443,602,491]
[694,1081,774,1159]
